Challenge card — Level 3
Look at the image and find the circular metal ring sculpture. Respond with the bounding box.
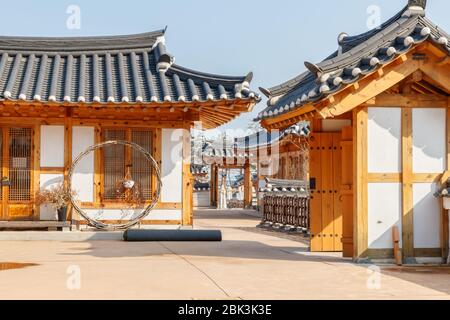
[68,140,162,231]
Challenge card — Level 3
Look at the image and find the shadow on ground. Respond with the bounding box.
[62,239,348,264]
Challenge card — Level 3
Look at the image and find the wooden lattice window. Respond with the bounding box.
[131,130,152,200]
[9,128,32,202]
[102,128,153,201]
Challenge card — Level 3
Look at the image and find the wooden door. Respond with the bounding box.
[1,127,34,221]
[310,132,343,252]
[340,127,353,257]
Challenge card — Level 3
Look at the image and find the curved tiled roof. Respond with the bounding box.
[202,122,310,161]
[256,2,449,122]
[0,29,260,105]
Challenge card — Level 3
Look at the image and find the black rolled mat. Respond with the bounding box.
[123,229,222,242]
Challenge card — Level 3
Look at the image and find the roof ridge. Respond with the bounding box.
[0,29,166,52]
[169,64,251,84]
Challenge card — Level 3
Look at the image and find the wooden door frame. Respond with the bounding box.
[1,125,37,221]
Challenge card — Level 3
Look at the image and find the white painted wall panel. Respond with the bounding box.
[368,183,402,249]
[413,183,441,249]
[194,191,210,207]
[72,127,95,202]
[161,129,183,203]
[40,126,65,167]
[82,209,182,221]
[39,173,64,220]
[368,108,401,173]
[321,119,352,132]
[413,108,446,173]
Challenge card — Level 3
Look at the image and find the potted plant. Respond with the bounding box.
[35,183,77,221]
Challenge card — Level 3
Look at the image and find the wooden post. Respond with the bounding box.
[353,107,368,261]
[444,106,450,262]
[401,108,415,263]
[182,124,193,226]
[32,125,40,221]
[244,161,252,208]
[64,108,73,221]
[94,125,102,206]
[152,128,162,202]
[210,164,216,207]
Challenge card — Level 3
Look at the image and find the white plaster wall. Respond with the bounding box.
[368,183,402,249]
[413,108,446,174]
[161,129,183,203]
[368,107,401,173]
[413,183,441,249]
[82,209,181,221]
[40,125,65,167]
[321,119,352,132]
[72,127,95,203]
[39,173,64,220]
[194,191,210,207]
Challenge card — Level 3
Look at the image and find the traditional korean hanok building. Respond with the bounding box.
[258,0,450,263]
[0,29,259,229]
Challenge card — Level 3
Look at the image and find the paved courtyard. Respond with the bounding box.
[0,209,449,300]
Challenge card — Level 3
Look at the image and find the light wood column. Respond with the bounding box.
[401,108,415,262]
[182,124,193,226]
[353,107,368,261]
[32,125,41,220]
[443,107,450,261]
[210,164,216,207]
[243,162,252,208]
[64,108,73,221]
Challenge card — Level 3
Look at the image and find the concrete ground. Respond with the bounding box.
[0,209,449,300]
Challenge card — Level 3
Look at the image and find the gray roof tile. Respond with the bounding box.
[0,30,260,105]
[257,3,449,121]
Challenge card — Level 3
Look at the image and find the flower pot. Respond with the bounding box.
[57,207,68,222]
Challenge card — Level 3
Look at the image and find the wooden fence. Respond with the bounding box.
[262,194,310,231]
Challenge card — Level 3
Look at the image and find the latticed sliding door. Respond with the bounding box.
[101,128,153,203]
[102,129,126,200]
[2,127,34,221]
[131,130,152,200]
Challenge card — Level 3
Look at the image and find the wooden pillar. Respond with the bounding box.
[32,124,40,221]
[152,128,162,202]
[444,107,450,262]
[243,162,252,208]
[210,164,216,207]
[353,107,368,261]
[182,124,193,226]
[64,108,73,221]
[401,108,414,263]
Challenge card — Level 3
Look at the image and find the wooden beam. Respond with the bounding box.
[365,93,448,108]
[322,55,420,118]
[420,61,450,94]
[368,173,402,183]
[401,108,414,262]
[353,107,368,261]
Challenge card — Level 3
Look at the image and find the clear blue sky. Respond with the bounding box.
[1,0,448,136]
